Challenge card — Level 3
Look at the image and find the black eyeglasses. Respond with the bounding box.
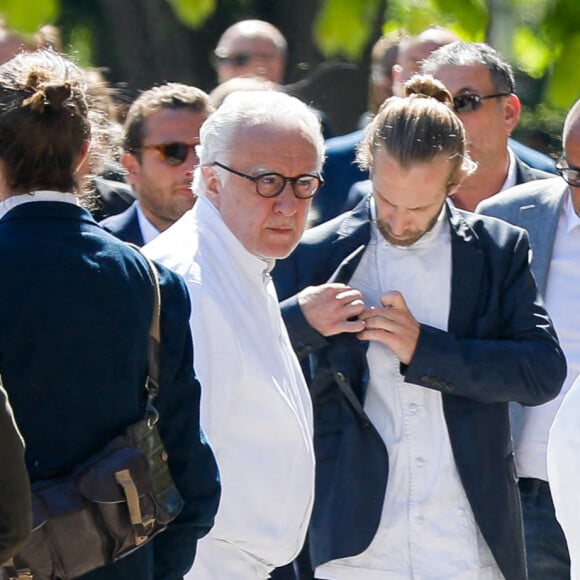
[212,161,323,199]
[556,155,580,187]
[452,92,511,114]
[212,50,278,68]
[138,142,198,166]
[213,52,252,67]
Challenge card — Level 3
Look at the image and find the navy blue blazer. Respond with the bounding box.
[273,197,566,580]
[99,201,144,246]
[0,201,220,579]
[91,175,135,222]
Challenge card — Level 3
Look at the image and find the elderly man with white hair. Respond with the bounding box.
[144,90,324,579]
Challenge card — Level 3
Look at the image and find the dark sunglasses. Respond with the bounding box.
[212,52,252,68]
[556,155,580,187]
[138,142,198,166]
[452,92,511,113]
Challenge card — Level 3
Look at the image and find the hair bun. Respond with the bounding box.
[404,74,453,107]
[22,82,72,112]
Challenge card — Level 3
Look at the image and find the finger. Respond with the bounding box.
[379,290,407,310]
[358,307,392,322]
[326,318,365,336]
[335,288,363,302]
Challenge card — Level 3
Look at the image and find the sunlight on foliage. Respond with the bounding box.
[68,25,93,68]
[0,0,59,32]
[314,0,382,60]
[384,0,486,40]
[546,33,580,109]
[513,28,552,78]
[166,0,216,29]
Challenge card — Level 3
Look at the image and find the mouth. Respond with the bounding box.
[175,185,194,197]
[267,225,294,235]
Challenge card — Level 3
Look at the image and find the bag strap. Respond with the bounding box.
[126,244,161,425]
[0,560,31,579]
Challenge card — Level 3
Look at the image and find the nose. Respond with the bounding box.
[388,209,408,236]
[274,182,299,215]
[183,147,199,175]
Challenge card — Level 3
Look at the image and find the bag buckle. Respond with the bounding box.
[0,561,33,580]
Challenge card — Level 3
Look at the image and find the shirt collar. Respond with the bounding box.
[135,202,161,244]
[0,190,79,220]
[196,195,275,278]
[563,189,580,233]
[499,147,518,192]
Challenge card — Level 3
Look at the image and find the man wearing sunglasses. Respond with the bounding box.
[145,90,324,579]
[212,19,287,85]
[420,41,553,211]
[477,98,580,580]
[100,83,213,246]
[338,37,556,224]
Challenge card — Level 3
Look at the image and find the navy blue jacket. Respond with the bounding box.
[99,201,144,246]
[273,197,566,580]
[0,201,220,579]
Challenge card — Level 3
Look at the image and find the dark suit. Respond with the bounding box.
[91,175,135,222]
[0,201,220,579]
[273,196,566,580]
[0,381,31,564]
[99,201,144,246]
[343,154,553,215]
[314,131,556,227]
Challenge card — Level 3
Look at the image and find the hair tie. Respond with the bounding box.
[22,89,47,112]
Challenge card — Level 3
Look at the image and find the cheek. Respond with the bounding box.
[375,203,394,224]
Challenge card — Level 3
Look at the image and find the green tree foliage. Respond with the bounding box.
[313,0,383,60]
[0,0,577,109]
[0,0,58,32]
[166,0,216,28]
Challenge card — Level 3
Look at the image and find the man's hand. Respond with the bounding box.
[298,283,365,337]
[358,291,420,365]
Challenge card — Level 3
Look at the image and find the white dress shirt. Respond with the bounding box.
[135,202,161,244]
[316,202,502,580]
[547,373,580,580]
[144,195,315,579]
[516,191,580,481]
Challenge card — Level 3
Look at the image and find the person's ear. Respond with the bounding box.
[447,164,475,197]
[74,140,91,175]
[504,93,521,134]
[391,64,405,97]
[202,165,222,206]
[121,151,140,186]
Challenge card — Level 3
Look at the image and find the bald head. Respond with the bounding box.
[560,99,580,213]
[393,27,459,96]
[563,99,580,148]
[213,19,287,84]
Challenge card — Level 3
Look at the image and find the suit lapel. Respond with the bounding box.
[325,198,372,412]
[447,204,486,337]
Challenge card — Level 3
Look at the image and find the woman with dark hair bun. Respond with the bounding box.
[0,50,220,579]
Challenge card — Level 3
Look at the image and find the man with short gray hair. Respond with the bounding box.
[145,90,324,579]
[421,41,553,211]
